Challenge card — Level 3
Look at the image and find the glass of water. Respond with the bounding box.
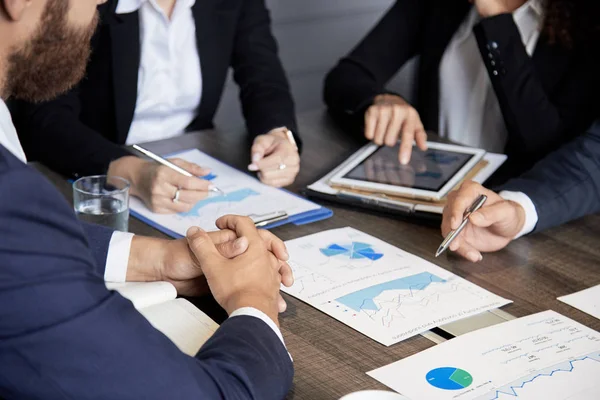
[73,175,130,231]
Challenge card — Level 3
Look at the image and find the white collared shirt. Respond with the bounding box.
[439,0,544,153]
[0,100,27,163]
[117,0,202,145]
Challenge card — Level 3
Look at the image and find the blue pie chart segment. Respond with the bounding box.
[319,243,384,261]
[356,248,384,261]
[426,367,473,390]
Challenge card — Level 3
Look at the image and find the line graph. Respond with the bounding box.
[485,351,600,399]
[336,272,445,312]
[368,311,600,400]
[281,227,511,346]
[335,272,492,328]
[287,261,334,295]
[180,188,259,217]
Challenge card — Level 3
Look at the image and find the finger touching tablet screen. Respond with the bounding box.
[329,142,485,201]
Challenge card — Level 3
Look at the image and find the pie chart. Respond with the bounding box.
[319,242,384,261]
[426,367,473,390]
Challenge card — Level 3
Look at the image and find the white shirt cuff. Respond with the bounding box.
[104,232,135,282]
[229,307,290,359]
[499,191,539,239]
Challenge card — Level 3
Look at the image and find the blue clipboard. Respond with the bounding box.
[128,149,333,238]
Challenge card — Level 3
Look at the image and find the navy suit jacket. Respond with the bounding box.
[499,120,600,232]
[0,145,293,399]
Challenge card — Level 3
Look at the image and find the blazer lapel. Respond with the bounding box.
[192,0,221,121]
[419,1,472,130]
[107,11,141,144]
[427,2,472,68]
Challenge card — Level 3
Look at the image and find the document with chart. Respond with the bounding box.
[281,227,511,346]
[129,149,329,236]
[368,310,600,400]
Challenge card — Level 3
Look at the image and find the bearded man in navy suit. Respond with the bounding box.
[0,1,294,398]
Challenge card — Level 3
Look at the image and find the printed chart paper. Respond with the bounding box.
[558,284,600,320]
[282,227,511,346]
[368,310,600,400]
[130,149,320,234]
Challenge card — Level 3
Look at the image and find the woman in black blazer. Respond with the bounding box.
[324,0,600,183]
[15,0,300,214]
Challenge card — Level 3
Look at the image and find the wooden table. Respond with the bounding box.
[38,110,600,399]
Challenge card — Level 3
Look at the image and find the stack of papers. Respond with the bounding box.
[282,227,511,346]
[368,310,600,400]
[129,149,331,236]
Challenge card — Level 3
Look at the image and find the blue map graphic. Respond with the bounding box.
[180,188,259,217]
[320,242,384,261]
[336,272,446,312]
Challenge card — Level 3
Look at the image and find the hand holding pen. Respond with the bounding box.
[107,145,224,214]
[438,181,527,262]
[249,128,300,188]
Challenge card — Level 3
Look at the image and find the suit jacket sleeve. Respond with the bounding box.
[473,14,600,156]
[0,159,293,399]
[80,221,114,276]
[323,0,426,118]
[497,121,600,232]
[14,89,132,177]
[231,0,301,148]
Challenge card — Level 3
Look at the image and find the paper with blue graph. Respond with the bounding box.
[281,227,511,346]
[368,310,600,400]
[129,149,325,235]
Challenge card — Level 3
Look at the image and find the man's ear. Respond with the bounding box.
[1,0,32,21]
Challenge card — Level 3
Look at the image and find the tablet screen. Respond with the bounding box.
[343,145,474,192]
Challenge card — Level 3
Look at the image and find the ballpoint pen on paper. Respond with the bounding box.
[132,144,225,195]
[435,194,487,257]
[250,211,289,227]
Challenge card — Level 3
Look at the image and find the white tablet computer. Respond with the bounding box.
[329,142,486,201]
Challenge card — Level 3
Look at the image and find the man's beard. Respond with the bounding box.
[5,0,99,103]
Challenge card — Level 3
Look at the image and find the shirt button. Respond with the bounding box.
[491,41,499,49]
[492,70,499,76]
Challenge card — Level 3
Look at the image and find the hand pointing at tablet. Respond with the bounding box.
[364,94,428,164]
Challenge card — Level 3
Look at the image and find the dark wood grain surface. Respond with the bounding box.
[37,110,600,400]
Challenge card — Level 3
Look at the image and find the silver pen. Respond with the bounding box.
[132,144,225,195]
[435,194,487,257]
[250,211,289,227]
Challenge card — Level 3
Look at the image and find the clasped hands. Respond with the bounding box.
[127,215,294,324]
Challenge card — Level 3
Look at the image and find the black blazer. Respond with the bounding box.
[15,0,298,177]
[324,0,600,183]
[499,120,600,232]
